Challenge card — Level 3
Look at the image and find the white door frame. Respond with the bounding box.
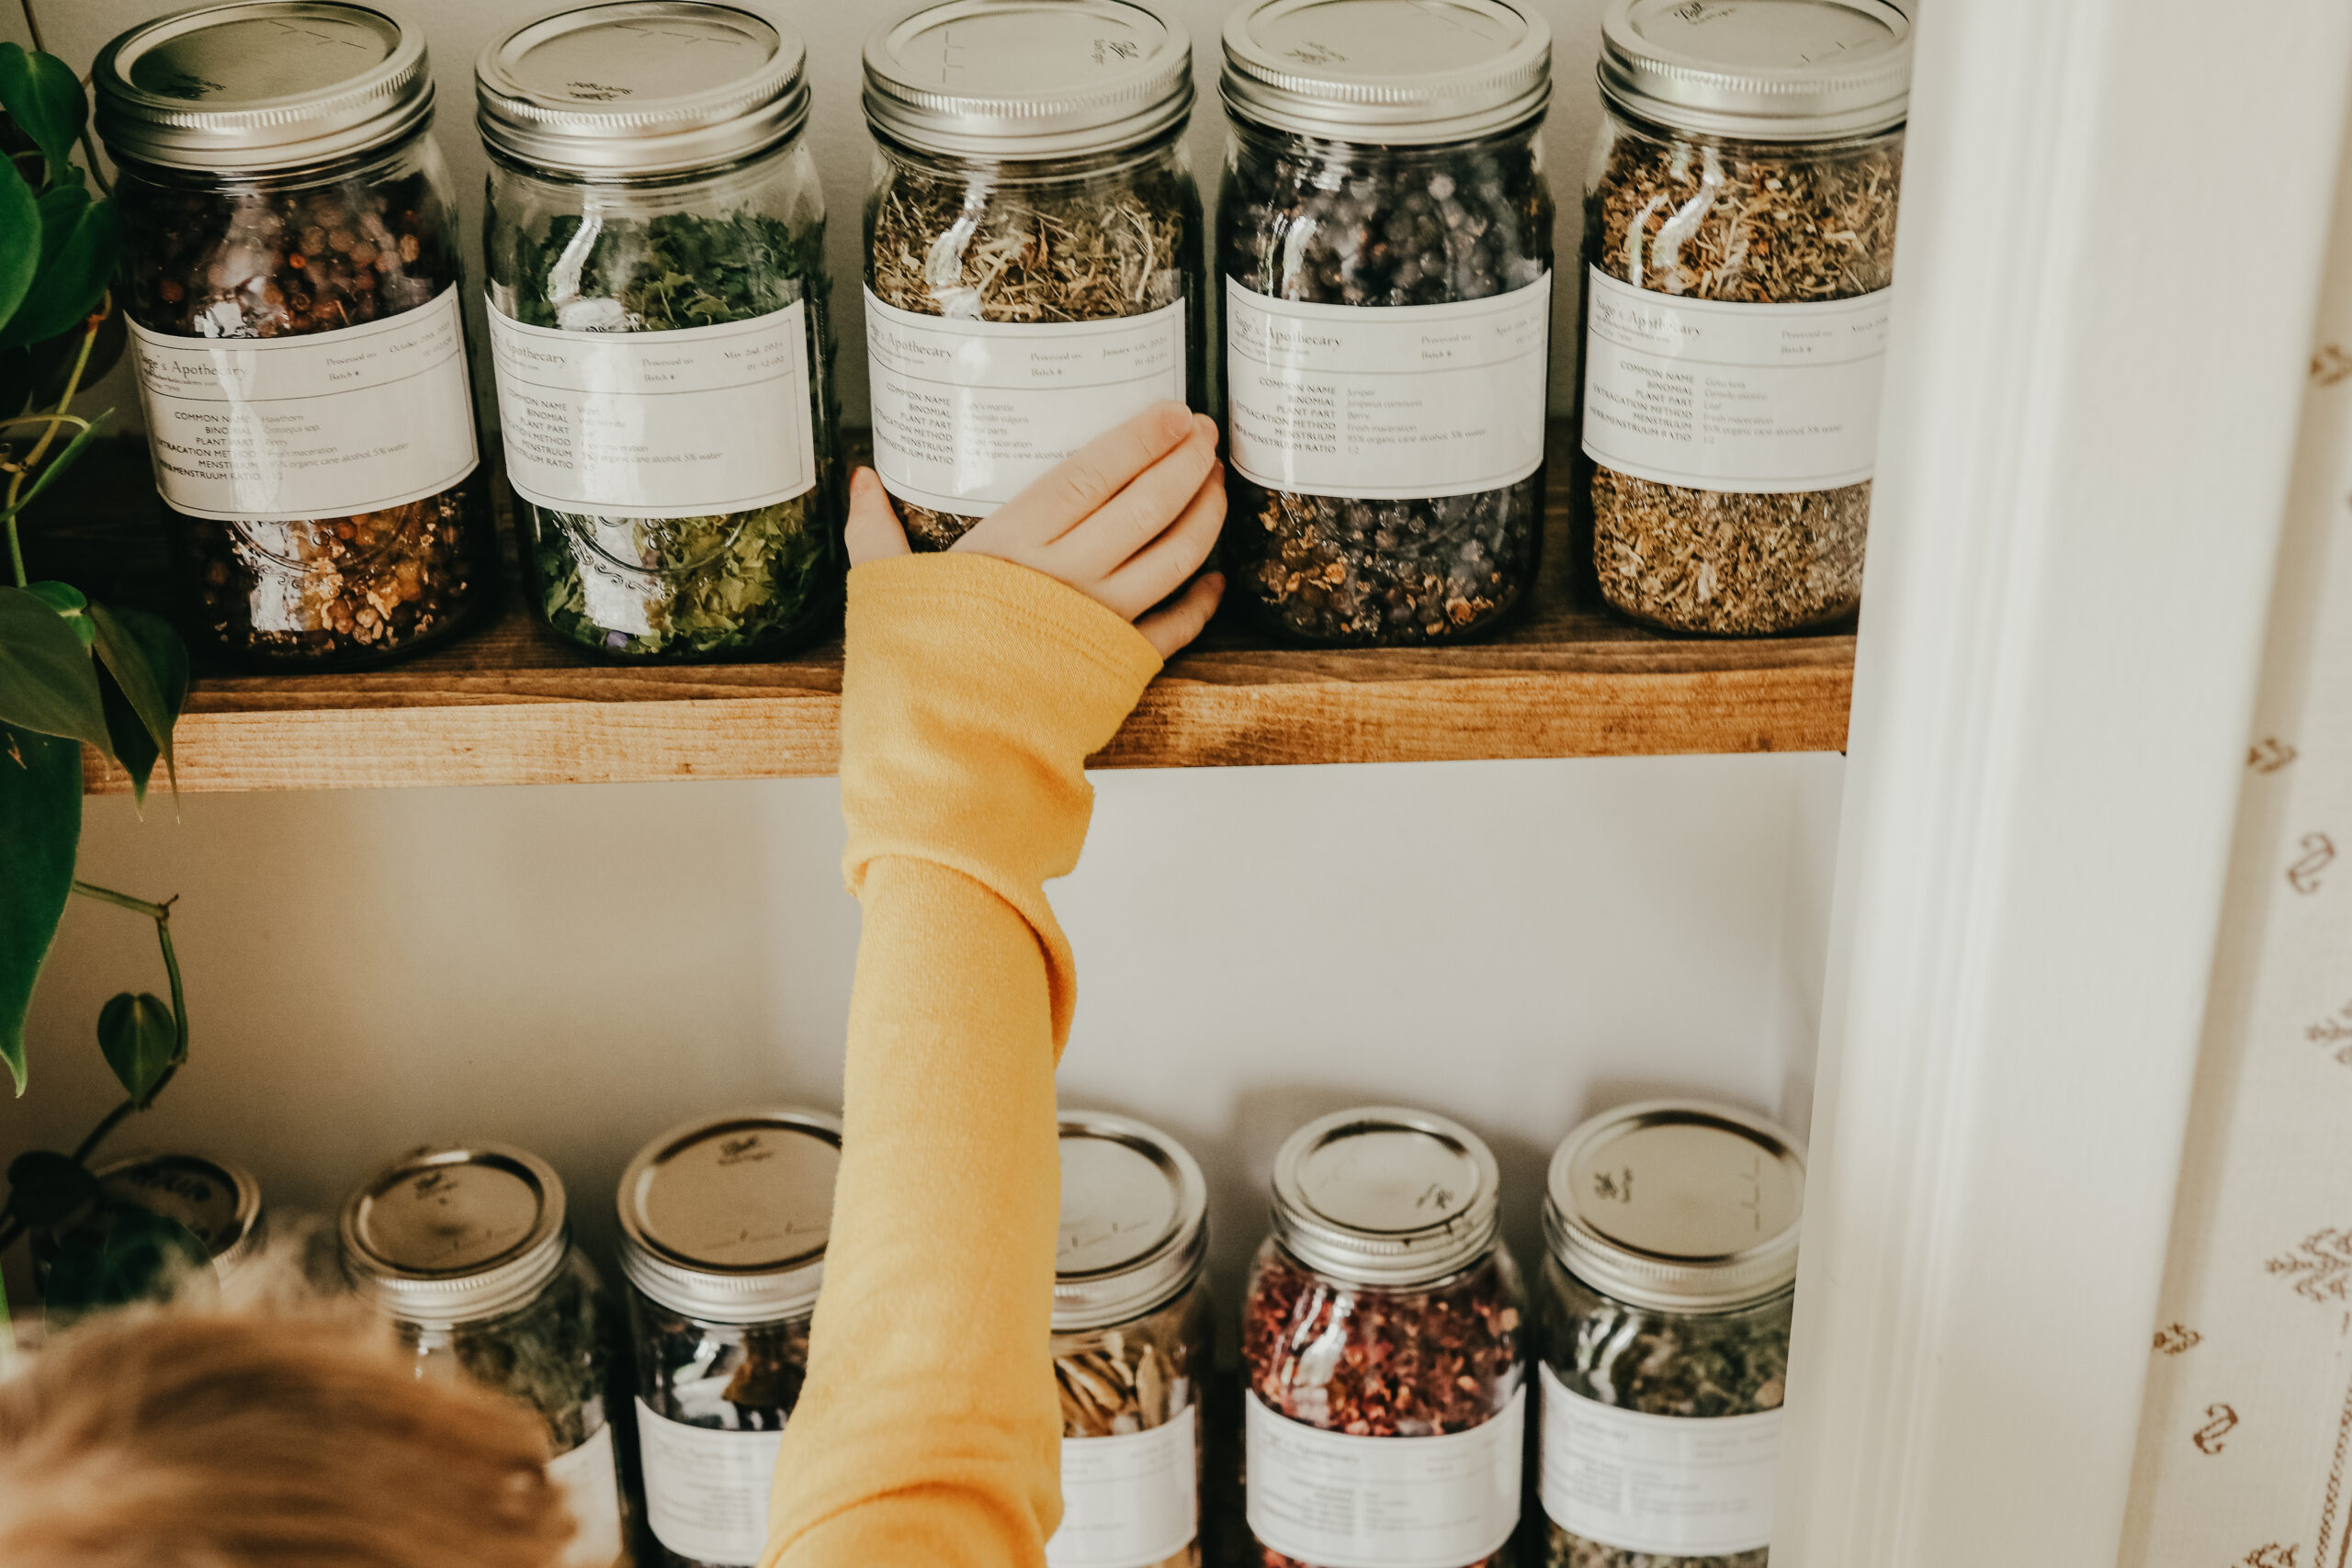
[1777,2,2352,1565]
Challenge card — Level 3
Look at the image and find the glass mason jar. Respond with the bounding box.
[862,0,1204,552]
[1535,1101,1806,1568]
[1576,0,1910,637]
[479,5,842,663]
[1242,1108,1525,1568]
[342,1145,629,1568]
[95,4,494,669]
[35,1152,266,1318]
[616,1108,842,1568]
[1218,0,1555,647]
[1050,1112,1214,1568]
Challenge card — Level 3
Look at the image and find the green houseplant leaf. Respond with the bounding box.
[0,723,79,1092]
[0,44,87,186]
[0,197,117,350]
[0,155,38,333]
[89,604,186,804]
[5,1149,96,1229]
[97,991,175,1104]
[0,584,111,750]
[42,1206,211,1320]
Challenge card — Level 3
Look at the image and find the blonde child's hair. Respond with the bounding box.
[0,1307,577,1568]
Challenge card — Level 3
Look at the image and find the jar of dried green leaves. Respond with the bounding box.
[480,3,842,663]
[1050,1112,1212,1568]
[1218,0,1555,647]
[1576,0,1911,637]
[861,0,1203,552]
[1535,1101,1806,1568]
[96,3,495,669]
[341,1145,629,1568]
[617,1108,842,1568]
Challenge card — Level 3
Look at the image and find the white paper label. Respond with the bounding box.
[547,1422,626,1568]
[129,288,478,522]
[1538,1364,1781,1556]
[1046,1404,1199,1568]
[635,1398,786,1566]
[1224,275,1550,502]
[487,299,816,519]
[1579,265,1890,494]
[865,288,1186,517]
[1245,1387,1523,1568]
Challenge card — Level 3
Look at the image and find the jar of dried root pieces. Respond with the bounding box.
[1050,1112,1212,1568]
[1535,1101,1805,1568]
[1243,1107,1524,1568]
[616,1108,842,1568]
[96,3,493,669]
[1577,0,1910,636]
[861,0,1203,552]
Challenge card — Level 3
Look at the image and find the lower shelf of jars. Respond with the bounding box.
[63,423,1854,795]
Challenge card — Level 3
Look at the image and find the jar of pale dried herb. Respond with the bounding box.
[95,2,494,669]
[1577,0,1910,636]
[479,3,842,662]
[616,1108,841,1568]
[1218,0,1555,646]
[1536,1101,1805,1568]
[861,0,1203,552]
[341,1145,629,1568]
[1050,1112,1212,1568]
[1242,1107,1524,1568]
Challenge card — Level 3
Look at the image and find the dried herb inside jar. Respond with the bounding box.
[407,1258,612,1454]
[1583,130,1901,636]
[633,1297,811,1568]
[1053,1290,1208,1568]
[1220,137,1552,645]
[499,209,838,660]
[119,165,488,662]
[867,159,1194,550]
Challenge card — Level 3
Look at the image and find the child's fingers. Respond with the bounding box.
[844,468,911,565]
[1134,571,1225,660]
[1055,421,1219,582]
[1097,468,1227,619]
[973,400,1198,547]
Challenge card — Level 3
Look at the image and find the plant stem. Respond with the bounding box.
[1,305,103,587]
[69,881,187,1070]
[69,1089,153,1165]
[0,1267,16,1381]
[16,0,43,53]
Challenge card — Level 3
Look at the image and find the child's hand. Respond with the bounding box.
[844,400,1227,659]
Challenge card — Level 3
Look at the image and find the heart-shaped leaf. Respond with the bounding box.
[97,991,177,1104]
[23,581,85,613]
[0,584,110,751]
[0,154,37,333]
[0,46,87,186]
[0,722,79,1092]
[33,183,87,275]
[90,604,187,805]
[6,1148,96,1229]
[0,196,117,350]
[41,1206,212,1321]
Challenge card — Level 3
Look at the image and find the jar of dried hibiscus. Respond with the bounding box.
[96,3,494,669]
[1577,0,1909,636]
[1243,1107,1524,1568]
[1218,0,1555,646]
[1535,1100,1805,1568]
[1050,1112,1212,1568]
[616,1108,842,1568]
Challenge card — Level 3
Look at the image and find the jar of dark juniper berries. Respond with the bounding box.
[1536,1101,1805,1568]
[1219,0,1555,646]
[1577,0,1908,636]
[618,1108,840,1568]
[862,0,1204,552]
[96,3,493,668]
[1242,1107,1524,1568]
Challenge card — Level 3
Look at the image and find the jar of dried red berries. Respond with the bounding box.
[1242,1107,1525,1568]
[95,2,495,669]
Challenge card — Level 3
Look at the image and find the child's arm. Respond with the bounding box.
[762,403,1224,1568]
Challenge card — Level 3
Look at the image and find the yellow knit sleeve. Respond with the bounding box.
[761,551,1162,1568]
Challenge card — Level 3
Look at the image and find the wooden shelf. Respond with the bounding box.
[40,424,1852,795]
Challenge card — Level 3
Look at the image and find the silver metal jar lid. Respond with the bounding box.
[1055,1111,1207,1332]
[1598,0,1911,141]
[1544,1099,1805,1312]
[94,2,434,173]
[1270,1106,1500,1287]
[864,0,1193,160]
[478,2,810,176]
[94,1152,265,1272]
[616,1108,840,1325]
[340,1144,571,1327]
[1221,0,1551,147]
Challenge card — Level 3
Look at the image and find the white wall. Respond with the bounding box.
[2,753,1842,1317]
[6,0,1614,432]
